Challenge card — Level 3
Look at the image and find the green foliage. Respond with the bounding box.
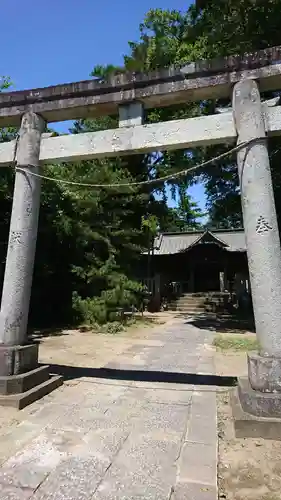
[103,321,125,334]
[141,215,158,235]
[191,0,281,227]
[123,2,281,229]
[0,76,12,91]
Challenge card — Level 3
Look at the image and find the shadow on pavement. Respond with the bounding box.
[185,315,255,333]
[45,363,237,387]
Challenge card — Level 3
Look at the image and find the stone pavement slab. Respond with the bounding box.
[1,485,34,500]
[32,455,111,500]
[172,482,217,500]
[94,433,180,500]
[178,441,217,486]
[0,318,218,499]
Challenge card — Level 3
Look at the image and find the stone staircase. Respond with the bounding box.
[169,292,231,316]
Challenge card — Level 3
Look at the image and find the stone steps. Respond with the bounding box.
[175,311,233,319]
[0,372,63,410]
[171,306,219,314]
[170,304,216,311]
[175,300,225,307]
[169,292,230,314]
[183,292,229,298]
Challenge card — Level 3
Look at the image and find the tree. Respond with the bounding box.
[48,111,154,324]
[124,3,281,228]
[191,0,281,228]
[63,61,204,325]
[119,8,222,225]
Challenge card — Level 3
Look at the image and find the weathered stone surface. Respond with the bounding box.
[192,390,217,417]
[138,387,192,405]
[0,344,38,377]
[178,441,217,486]
[64,381,129,410]
[119,102,144,127]
[0,464,48,490]
[26,402,68,426]
[82,427,129,462]
[187,391,217,445]
[0,422,43,466]
[0,346,14,376]
[14,344,39,374]
[0,366,49,395]
[231,386,281,440]
[172,482,217,500]
[0,112,250,167]
[133,402,190,434]
[32,455,110,500]
[0,318,218,498]
[233,79,281,358]
[48,404,106,432]
[0,485,34,500]
[0,112,45,347]
[0,431,63,489]
[238,376,281,419]
[94,434,179,500]
[0,374,63,409]
[248,351,281,392]
[187,413,217,445]
[0,45,281,126]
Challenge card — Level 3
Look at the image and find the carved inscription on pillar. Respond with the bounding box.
[256,215,273,234]
[10,230,22,248]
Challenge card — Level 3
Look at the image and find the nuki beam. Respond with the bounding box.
[0,103,281,166]
[1,46,281,126]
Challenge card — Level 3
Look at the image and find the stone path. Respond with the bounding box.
[0,318,218,499]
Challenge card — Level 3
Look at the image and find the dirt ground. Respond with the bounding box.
[215,349,248,378]
[35,312,173,369]
[215,335,281,500]
[217,391,281,500]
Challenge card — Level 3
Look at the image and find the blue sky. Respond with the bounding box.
[1,0,205,212]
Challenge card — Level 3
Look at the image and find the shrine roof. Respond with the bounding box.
[152,229,246,255]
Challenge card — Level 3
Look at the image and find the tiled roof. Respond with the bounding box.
[152,229,246,255]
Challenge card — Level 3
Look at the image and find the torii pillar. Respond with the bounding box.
[232,79,281,431]
[0,112,62,409]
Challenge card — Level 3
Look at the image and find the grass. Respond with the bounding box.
[213,333,259,352]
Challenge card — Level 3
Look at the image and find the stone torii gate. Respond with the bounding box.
[0,47,281,429]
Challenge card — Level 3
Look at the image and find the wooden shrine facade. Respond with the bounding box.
[146,229,249,296]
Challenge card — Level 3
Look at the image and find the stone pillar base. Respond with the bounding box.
[0,343,39,376]
[248,351,281,392]
[231,351,281,439]
[230,382,281,440]
[238,376,281,418]
[0,343,63,409]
